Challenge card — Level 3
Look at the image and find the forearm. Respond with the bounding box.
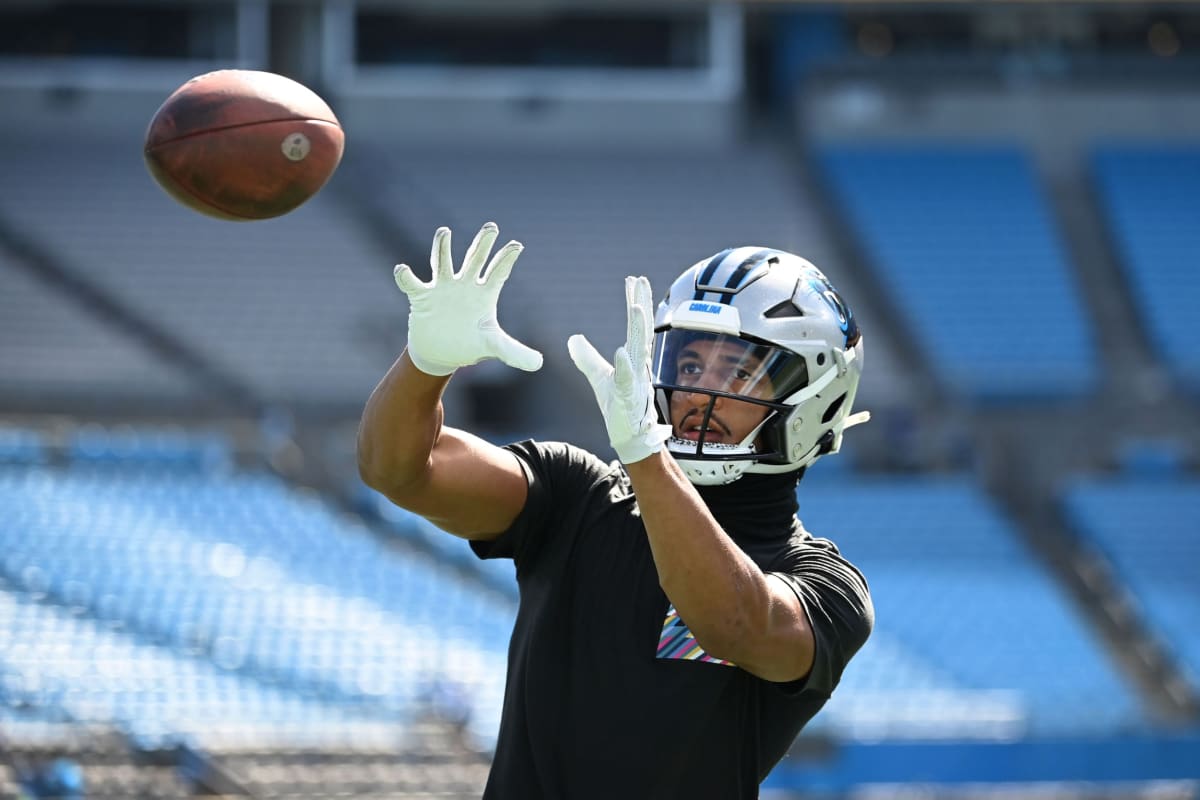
[625,451,772,658]
[357,349,452,493]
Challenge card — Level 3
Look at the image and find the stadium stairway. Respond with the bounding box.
[796,474,1152,738]
[976,432,1200,725]
[1063,475,1200,699]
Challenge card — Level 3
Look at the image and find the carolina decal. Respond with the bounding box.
[656,604,736,666]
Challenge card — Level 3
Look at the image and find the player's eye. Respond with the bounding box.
[678,361,703,376]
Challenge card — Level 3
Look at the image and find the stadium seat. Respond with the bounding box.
[1091,146,1200,393]
[797,475,1145,737]
[818,145,1099,401]
[0,426,46,464]
[0,459,514,749]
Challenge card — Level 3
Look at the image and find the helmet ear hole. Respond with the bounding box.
[821,393,847,424]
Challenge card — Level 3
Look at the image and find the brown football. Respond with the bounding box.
[144,69,344,221]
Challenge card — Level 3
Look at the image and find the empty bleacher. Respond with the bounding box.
[1090,145,1200,394]
[795,475,1146,738]
[818,144,1099,402]
[0,584,399,748]
[0,426,515,752]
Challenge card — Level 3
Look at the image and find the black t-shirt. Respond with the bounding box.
[470,441,873,799]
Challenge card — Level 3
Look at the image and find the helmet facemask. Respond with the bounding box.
[652,330,809,485]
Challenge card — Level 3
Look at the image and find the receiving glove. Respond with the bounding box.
[568,276,672,464]
[394,222,543,376]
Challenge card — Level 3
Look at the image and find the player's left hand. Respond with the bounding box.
[569,276,673,465]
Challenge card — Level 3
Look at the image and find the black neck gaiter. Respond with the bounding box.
[695,469,804,543]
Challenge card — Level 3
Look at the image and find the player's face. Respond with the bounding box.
[668,339,773,445]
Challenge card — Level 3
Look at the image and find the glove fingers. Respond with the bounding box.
[481,241,524,287]
[632,276,654,361]
[568,334,613,389]
[625,303,651,374]
[491,331,544,372]
[612,346,635,396]
[393,264,427,296]
[633,276,654,326]
[462,222,499,281]
[623,276,638,352]
[431,227,454,283]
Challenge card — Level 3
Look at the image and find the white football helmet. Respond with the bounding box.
[652,247,869,486]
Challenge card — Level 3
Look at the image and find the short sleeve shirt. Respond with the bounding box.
[471,440,872,800]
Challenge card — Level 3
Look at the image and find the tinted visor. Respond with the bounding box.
[652,330,809,403]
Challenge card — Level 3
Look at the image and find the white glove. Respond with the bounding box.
[568,276,672,465]
[394,222,543,376]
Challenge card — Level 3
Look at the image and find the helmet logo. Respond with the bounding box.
[803,270,859,346]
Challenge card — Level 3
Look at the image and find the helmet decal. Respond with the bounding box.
[693,248,778,303]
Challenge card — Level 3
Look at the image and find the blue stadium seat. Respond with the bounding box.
[0,460,515,749]
[67,425,232,471]
[797,476,1145,737]
[0,426,46,464]
[0,585,396,748]
[1091,146,1200,392]
[1114,438,1191,477]
[819,145,1098,401]
[358,482,518,599]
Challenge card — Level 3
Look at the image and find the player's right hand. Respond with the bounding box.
[568,276,672,465]
[394,223,543,376]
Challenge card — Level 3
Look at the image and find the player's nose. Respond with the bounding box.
[685,387,723,408]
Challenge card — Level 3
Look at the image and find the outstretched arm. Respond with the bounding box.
[358,223,540,540]
[569,276,814,682]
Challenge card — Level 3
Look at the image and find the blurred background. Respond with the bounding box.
[1,0,1198,797]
